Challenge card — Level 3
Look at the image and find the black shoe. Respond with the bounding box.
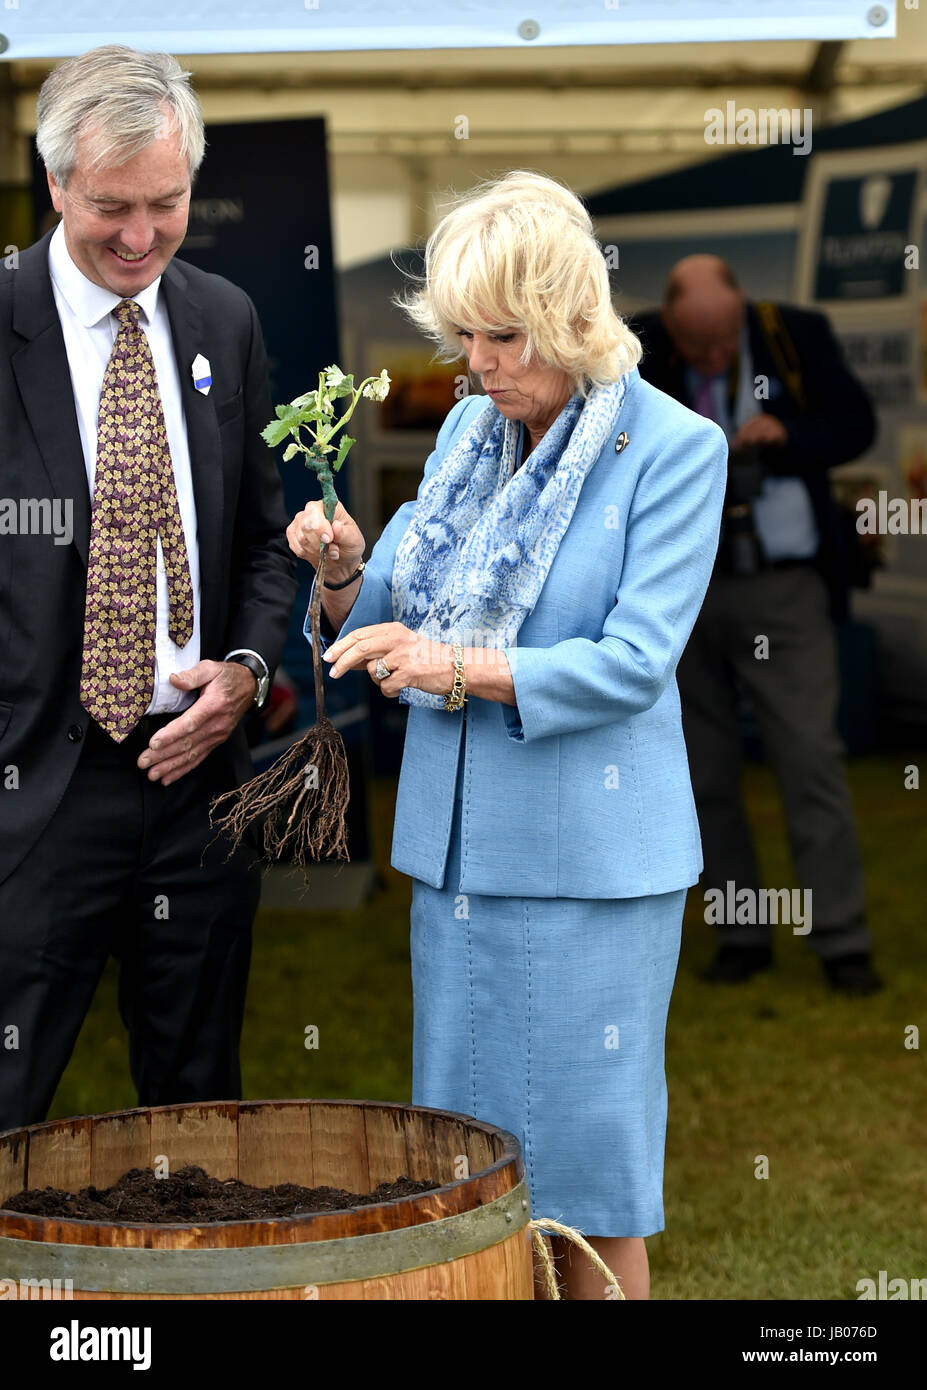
[822,953,884,996]
[700,945,773,983]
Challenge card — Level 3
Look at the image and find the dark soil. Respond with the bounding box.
[3,1165,439,1223]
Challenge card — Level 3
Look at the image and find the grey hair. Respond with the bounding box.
[36,45,205,188]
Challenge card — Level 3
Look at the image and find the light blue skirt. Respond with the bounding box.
[410,753,685,1238]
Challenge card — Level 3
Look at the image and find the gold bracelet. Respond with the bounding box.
[443,641,467,712]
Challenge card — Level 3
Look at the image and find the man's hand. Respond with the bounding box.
[136,660,256,786]
[322,622,456,698]
[731,414,788,451]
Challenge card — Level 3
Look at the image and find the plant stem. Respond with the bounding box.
[310,544,328,723]
[318,377,379,449]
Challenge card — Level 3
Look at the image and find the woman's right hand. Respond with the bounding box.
[287,499,366,578]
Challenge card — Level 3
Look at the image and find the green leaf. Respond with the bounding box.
[329,381,356,401]
[323,366,355,399]
[290,389,320,409]
[332,432,355,472]
[282,442,301,462]
[262,418,294,447]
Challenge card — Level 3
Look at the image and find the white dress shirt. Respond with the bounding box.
[684,322,819,562]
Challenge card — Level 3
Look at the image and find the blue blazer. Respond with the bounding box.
[306,366,728,898]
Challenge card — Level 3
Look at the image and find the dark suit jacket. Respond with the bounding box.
[631,302,877,621]
[0,229,299,887]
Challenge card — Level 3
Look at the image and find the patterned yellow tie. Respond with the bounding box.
[80,298,194,742]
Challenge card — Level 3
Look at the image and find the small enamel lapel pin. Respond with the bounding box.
[192,353,212,395]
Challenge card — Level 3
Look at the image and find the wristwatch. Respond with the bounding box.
[226,653,270,710]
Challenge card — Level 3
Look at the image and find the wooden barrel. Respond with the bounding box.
[0,1100,533,1300]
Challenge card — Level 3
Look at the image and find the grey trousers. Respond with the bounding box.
[676,562,870,960]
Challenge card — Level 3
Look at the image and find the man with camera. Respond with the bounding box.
[633,255,881,995]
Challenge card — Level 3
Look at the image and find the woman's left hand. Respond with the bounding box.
[322,623,456,698]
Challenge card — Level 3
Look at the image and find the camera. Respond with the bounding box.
[718,444,768,576]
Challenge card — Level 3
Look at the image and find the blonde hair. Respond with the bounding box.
[398,170,641,393]
[36,45,205,188]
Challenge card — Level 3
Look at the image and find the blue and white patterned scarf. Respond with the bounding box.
[391,376,629,709]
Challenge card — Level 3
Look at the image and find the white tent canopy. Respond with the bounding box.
[0,1,899,58]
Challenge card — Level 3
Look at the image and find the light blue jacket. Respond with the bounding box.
[305,366,728,898]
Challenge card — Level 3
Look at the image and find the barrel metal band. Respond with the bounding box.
[0,1179,530,1294]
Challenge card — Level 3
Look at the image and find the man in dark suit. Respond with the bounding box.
[633,255,881,994]
[0,46,299,1131]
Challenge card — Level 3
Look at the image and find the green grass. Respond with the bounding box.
[49,755,927,1300]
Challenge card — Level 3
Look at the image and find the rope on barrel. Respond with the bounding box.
[527,1217,626,1300]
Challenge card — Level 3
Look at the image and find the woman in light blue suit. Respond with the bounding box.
[289,172,727,1298]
